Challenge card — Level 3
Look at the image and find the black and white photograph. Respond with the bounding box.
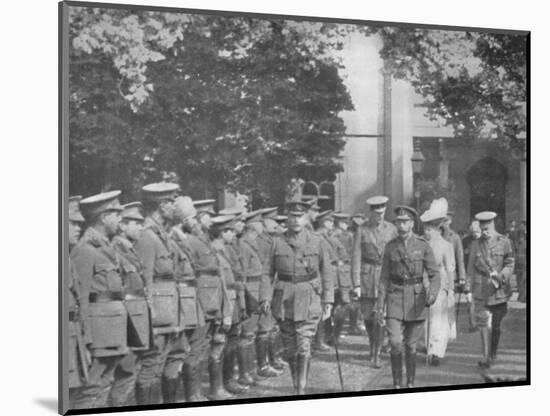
[59,1,529,414]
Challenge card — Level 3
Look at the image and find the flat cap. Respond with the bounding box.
[286,200,311,215]
[80,190,123,219]
[317,210,334,223]
[260,207,278,219]
[121,202,144,222]
[142,182,180,202]
[69,196,85,222]
[394,205,417,221]
[242,209,263,224]
[194,199,216,216]
[475,211,497,222]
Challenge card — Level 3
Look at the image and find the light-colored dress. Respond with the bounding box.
[426,234,456,357]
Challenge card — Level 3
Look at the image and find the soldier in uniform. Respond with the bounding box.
[70,191,129,409]
[274,215,288,235]
[67,196,90,407]
[110,203,152,406]
[316,211,360,346]
[135,183,181,404]
[465,211,515,368]
[209,215,250,394]
[258,207,286,372]
[376,206,440,388]
[266,200,335,395]
[352,196,397,368]
[186,199,234,400]
[303,198,320,232]
[238,210,280,380]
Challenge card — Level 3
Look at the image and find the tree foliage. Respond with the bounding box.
[363,27,527,147]
[68,6,353,204]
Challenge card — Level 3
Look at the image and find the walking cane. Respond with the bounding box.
[426,305,431,366]
[330,315,345,392]
[455,290,463,327]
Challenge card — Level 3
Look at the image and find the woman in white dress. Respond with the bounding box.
[421,199,456,366]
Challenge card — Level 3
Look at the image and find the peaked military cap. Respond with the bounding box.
[260,207,278,219]
[219,207,246,216]
[243,209,263,224]
[420,209,446,225]
[317,210,334,223]
[80,190,123,219]
[211,214,237,230]
[121,202,144,221]
[69,196,85,223]
[194,199,216,216]
[475,211,497,222]
[286,200,310,215]
[394,205,417,221]
[367,195,389,212]
[447,210,455,217]
[142,182,180,202]
[275,215,288,224]
[304,198,321,211]
[333,212,350,221]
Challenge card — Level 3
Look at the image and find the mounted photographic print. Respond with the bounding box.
[59,1,530,414]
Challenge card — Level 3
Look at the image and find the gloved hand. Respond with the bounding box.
[322,303,333,321]
[425,294,437,307]
[351,286,361,300]
[259,300,270,315]
[222,316,232,332]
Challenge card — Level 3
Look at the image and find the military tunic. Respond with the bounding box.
[70,227,129,409]
[267,229,335,357]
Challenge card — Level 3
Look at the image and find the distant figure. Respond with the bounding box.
[462,221,482,332]
[516,220,527,303]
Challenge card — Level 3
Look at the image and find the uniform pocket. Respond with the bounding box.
[151,282,178,327]
[89,301,127,349]
[179,285,200,328]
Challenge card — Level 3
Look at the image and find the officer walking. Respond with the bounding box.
[110,202,152,406]
[376,206,440,388]
[70,191,129,409]
[465,211,515,368]
[266,200,335,395]
[135,183,181,404]
[351,196,397,368]
[67,196,90,407]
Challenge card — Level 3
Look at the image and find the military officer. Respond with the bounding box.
[209,215,250,394]
[110,202,152,406]
[258,207,286,373]
[274,215,288,235]
[186,199,234,400]
[70,191,129,409]
[351,196,398,368]
[135,183,181,404]
[465,211,515,368]
[238,210,280,380]
[266,200,335,395]
[68,196,90,407]
[316,211,359,345]
[376,206,440,388]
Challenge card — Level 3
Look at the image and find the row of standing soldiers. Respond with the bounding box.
[67,183,337,409]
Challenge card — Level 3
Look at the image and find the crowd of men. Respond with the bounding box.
[66,183,523,409]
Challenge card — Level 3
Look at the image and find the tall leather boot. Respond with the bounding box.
[257,336,283,377]
[390,352,403,389]
[269,331,287,371]
[237,342,256,386]
[370,323,383,369]
[405,349,416,388]
[183,361,208,402]
[161,376,180,404]
[478,327,491,368]
[135,382,154,406]
[288,356,298,393]
[313,320,331,352]
[348,304,361,335]
[248,342,264,383]
[296,354,310,395]
[208,357,234,401]
[489,328,501,363]
[223,346,249,394]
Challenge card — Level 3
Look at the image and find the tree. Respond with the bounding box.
[68,6,353,205]
[363,27,527,148]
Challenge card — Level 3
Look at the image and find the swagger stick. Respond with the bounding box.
[330,315,345,392]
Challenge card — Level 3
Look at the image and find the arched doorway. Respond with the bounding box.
[467,157,508,231]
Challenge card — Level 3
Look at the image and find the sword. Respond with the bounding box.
[330,316,345,392]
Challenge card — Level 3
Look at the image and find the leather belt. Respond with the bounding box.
[153,274,175,282]
[177,280,197,287]
[226,282,244,291]
[390,276,423,286]
[89,291,124,302]
[277,273,317,283]
[124,288,146,299]
[197,269,220,277]
[245,275,262,283]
